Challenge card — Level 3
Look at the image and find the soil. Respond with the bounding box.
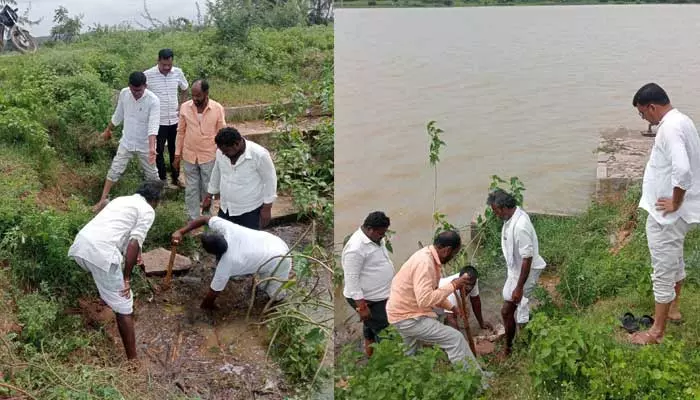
[75,222,324,399]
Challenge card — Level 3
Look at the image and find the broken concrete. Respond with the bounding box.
[141,248,193,277]
[209,195,302,228]
[596,127,654,203]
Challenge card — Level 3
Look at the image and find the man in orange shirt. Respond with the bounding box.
[386,230,485,373]
[173,79,227,221]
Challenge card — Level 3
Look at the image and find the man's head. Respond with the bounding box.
[433,230,461,264]
[459,265,479,288]
[486,188,517,221]
[633,83,672,125]
[200,231,228,261]
[215,127,245,160]
[361,211,390,244]
[191,79,210,108]
[128,71,148,100]
[135,180,164,208]
[157,48,174,75]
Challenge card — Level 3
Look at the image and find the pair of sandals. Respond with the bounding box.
[620,312,654,334]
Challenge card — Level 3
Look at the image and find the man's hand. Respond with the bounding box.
[260,204,272,228]
[451,274,472,291]
[102,128,112,141]
[656,197,680,216]
[148,148,157,165]
[446,314,459,329]
[450,305,464,319]
[201,194,212,211]
[173,155,181,171]
[120,279,132,299]
[171,231,183,246]
[511,286,524,304]
[356,300,371,322]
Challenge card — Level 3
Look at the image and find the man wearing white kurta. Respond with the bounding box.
[68,181,162,360]
[487,189,546,357]
[202,127,278,230]
[630,83,700,345]
[93,71,160,212]
[171,215,291,310]
[144,48,189,188]
[342,211,395,357]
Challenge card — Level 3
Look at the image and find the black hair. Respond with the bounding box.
[433,230,461,249]
[632,83,670,107]
[363,211,390,229]
[200,232,228,259]
[129,71,147,87]
[486,188,517,209]
[215,127,243,147]
[135,180,164,203]
[459,265,479,280]
[158,48,174,60]
[193,78,209,93]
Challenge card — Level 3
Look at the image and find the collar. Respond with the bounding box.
[242,140,253,160]
[358,227,383,246]
[658,108,678,127]
[428,245,442,267]
[190,99,212,112]
[156,65,172,76]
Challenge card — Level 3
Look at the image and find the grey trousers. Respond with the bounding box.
[393,316,483,372]
[106,144,159,183]
[184,160,215,221]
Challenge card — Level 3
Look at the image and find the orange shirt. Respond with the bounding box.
[386,246,456,324]
[175,99,226,164]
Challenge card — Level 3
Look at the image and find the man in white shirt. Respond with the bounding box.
[631,83,700,345]
[342,211,395,357]
[202,127,277,230]
[144,49,189,189]
[68,181,163,360]
[93,71,160,212]
[487,189,547,358]
[436,266,493,332]
[171,215,291,310]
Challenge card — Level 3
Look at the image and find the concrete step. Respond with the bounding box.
[209,195,302,228]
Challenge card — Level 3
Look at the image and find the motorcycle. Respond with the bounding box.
[0,5,36,54]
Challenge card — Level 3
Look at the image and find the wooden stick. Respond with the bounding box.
[164,244,177,289]
[456,288,477,356]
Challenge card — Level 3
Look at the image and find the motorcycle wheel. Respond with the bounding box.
[10,25,36,54]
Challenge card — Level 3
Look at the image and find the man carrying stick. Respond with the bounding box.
[436,266,493,334]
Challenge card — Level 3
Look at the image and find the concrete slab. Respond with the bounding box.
[595,127,652,202]
[141,248,193,277]
[209,195,303,228]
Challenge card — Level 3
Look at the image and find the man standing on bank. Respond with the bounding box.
[202,127,278,230]
[631,83,700,345]
[144,48,189,189]
[487,188,547,358]
[173,79,227,221]
[93,72,160,212]
[342,211,395,357]
[69,181,163,360]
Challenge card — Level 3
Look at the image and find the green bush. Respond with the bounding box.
[335,327,484,399]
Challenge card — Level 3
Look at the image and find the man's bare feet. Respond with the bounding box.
[630,330,663,345]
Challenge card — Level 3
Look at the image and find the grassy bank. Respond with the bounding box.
[337,0,694,7]
[335,179,700,399]
[0,7,334,398]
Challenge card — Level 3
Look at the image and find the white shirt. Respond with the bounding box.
[144,65,189,126]
[68,194,155,271]
[502,207,547,278]
[341,227,395,301]
[437,273,479,312]
[208,216,289,291]
[207,141,278,216]
[111,88,160,153]
[640,108,700,225]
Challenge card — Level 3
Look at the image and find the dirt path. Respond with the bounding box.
[80,223,315,399]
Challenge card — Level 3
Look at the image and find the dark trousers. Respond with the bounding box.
[346,298,389,342]
[218,205,262,230]
[156,124,179,182]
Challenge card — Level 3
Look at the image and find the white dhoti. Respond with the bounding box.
[72,256,133,315]
[502,268,542,324]
[646,214,690,304]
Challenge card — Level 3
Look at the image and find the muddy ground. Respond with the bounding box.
[79,223,324,399]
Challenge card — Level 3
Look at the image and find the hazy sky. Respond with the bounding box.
[19,0,202,36]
